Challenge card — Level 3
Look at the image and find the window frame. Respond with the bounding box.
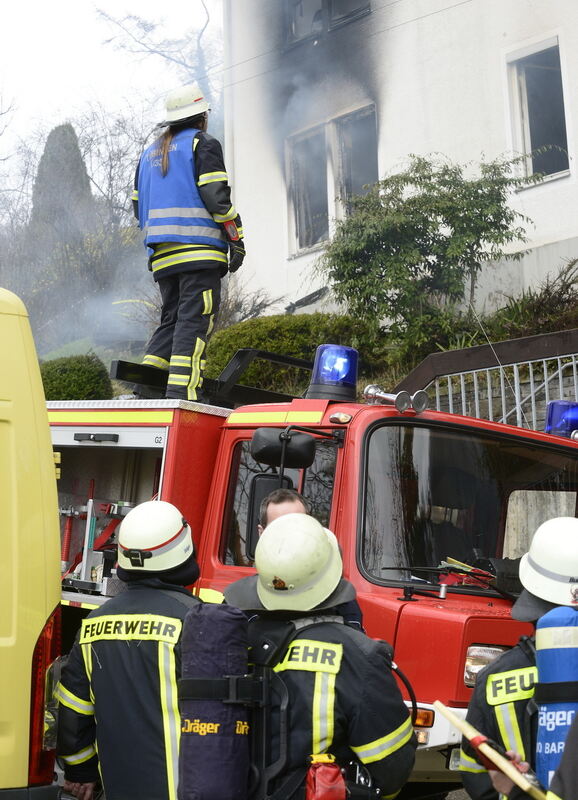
[285,0,370,46]
[286,104,378,255]
[506,36,570,181]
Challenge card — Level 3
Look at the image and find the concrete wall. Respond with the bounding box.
[223,0,578,313]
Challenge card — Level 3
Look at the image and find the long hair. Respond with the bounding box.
[158,113,208,176]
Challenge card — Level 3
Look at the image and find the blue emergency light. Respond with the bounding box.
[545,400,578,438]
[305,344,359,400]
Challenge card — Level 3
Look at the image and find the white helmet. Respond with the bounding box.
[518,517,578,608]
[255,513,343,611]
[117,500,194,572]
[164,82,209,124]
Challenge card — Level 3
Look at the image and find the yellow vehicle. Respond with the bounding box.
[0,289,60,797]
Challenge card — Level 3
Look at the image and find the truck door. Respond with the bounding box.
[197,433,340,595]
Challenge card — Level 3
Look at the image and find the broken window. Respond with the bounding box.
[512,44,569,176]
[287,0,369,42]
[290,128,329,250]
[329,0,370,26]
[337,106,378,205]
[287,0,324,42]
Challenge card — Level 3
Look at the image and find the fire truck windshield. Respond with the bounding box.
[361,423,578,586]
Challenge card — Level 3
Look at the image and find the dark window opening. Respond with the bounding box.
[361,424,578,585]
[223,439,338,566]
[516,46,569,176]
[329,0,370,26]
[291,129,329,249]
[287,0,369,43]
[337,106,378,206]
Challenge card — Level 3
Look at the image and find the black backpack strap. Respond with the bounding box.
[157,587,201,610]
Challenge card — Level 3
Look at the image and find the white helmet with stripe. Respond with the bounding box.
[117,500,194,572]
[163,81,209,124]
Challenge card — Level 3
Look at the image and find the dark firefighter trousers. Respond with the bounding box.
[144,266,221,401]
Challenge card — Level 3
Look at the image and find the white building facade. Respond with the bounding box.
[223,0,578,314]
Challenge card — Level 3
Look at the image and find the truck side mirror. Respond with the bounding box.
[250,427,316,469]
[246,472,294,561]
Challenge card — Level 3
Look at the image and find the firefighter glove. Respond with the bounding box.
[228,240,246,273]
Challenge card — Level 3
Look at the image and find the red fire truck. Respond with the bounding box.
[49,345,578,798]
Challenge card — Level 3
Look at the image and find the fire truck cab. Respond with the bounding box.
[48,346,578,797]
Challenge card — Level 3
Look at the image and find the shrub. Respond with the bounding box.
[205,313,390,394]
[41,353,113,400]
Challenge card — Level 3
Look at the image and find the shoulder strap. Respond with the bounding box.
[158,587,200,611]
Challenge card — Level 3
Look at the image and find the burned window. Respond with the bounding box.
[330,0,370,26]
[288,0,324,42]
[287,0,369,42]
[512,45,569,176]
[290,128,329,250]
[337,106,378,205]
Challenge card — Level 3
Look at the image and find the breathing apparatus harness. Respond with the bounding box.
[179,613,415,799]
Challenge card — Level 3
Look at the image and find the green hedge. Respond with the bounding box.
[41,353,113,400]
[205,313,389,393]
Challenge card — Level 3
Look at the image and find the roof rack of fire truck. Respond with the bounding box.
[111,349,314,409]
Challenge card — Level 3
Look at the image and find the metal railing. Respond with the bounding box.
[395,330,578,431]
[431,356,578,430]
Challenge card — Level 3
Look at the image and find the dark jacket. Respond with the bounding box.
[263,618,417,798]
[56,578,199,800]
[459,637,537,800]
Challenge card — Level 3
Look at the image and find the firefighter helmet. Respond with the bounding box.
[163,81,209,124]
[117,500,194,572]
[514,517,578,618]
[255,513,342,611]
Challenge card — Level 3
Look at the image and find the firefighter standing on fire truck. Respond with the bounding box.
[132,81,245,401]
[224,513,417,798]
[459,518,578,800]
[56,501,201,800]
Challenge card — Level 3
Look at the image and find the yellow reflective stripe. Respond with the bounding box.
[61,599,99,610]
[486,666,537,705]
[143,354,170,371]
[80,614,182,644]
[537,626,578,649]
[194,587,225,603]
[168,374,189,386]
[151,251,228,272]
[287,411,324,423]
[158,641,180,800]
[207,314,215,336]
[202,289,213,315]
[187,338,206,401]
[131,190,138,200]
[351,716,414,764]
[547,792,563,800]
[55,683,94,716]
[213,206,237,223]
[170,355,191,367]
[312,671,336,753]
[494,702,525,758]
[61,744,97,765]
[198,171,228,185]
[274,641,342,674]
[458,748,486,773]
[48,411,174,424]
[226,410,324,425]
[153,243,208,256]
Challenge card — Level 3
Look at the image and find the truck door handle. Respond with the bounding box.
[74,433,120,443]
